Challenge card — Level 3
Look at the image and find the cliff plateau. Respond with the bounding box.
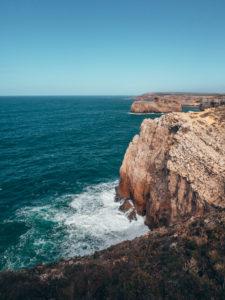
[131,93,225,113]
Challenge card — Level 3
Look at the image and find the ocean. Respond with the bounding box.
[0,96,158,270]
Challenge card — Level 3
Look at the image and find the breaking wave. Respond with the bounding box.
[2,181,148,270]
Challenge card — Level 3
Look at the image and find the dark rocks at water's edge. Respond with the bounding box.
[1,208,225,299]
[115,186,137,221]
[119,199,137,221]
[118,106,225,229]
[131,92,225,113]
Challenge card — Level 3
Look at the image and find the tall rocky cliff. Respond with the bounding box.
[118,107,225,228]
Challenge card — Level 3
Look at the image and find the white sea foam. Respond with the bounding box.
[63,180,149,256]
[5,180,148,269]
[128,112,163,115]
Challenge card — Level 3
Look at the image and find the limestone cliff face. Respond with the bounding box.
[118,107,225,228]
[131,100,182,113]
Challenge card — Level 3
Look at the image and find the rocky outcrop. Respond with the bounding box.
[1,208,225,299]
[131,99,182,113]
[131,93,225,113]
[119,199,137,221]
[118,107,225,228]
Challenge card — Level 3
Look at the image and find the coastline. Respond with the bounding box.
[1,105,225,299]
[128,112,163,116]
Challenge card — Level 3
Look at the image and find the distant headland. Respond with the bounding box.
[131,92,225,113]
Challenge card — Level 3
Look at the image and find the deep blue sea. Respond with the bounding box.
[0,96,161,270]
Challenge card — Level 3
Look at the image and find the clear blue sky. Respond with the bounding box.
[0,0,225,95]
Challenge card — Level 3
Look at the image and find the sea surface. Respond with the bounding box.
[0,96,161,270]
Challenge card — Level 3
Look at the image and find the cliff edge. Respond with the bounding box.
[118,106,225,228]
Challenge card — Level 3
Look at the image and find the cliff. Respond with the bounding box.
[118,106,225,228]
[1,208,225,299]
[131,93,225,113]
[131,99,182,113]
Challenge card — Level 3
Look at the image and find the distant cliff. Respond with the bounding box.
[131,99,181,113]
[131,93,225,113]
[118,106,225,228]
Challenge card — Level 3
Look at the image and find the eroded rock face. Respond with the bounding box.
[131,99,182,113]
[118,107,225,228]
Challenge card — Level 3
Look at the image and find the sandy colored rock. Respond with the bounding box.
[131,99,182,113]
[118,106,225,228]
[131,93,225,113]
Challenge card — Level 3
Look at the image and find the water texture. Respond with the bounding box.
[0,96,158,270]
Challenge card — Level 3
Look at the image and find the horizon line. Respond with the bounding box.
[0,91,225,97]
[0,94,135,97]
[1,91,225,97]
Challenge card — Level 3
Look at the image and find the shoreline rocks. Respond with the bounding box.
[119,199,137,221]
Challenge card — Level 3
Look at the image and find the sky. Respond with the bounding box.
[0,0,225,95]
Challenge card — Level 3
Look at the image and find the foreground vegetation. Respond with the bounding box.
[1,207,225,299]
